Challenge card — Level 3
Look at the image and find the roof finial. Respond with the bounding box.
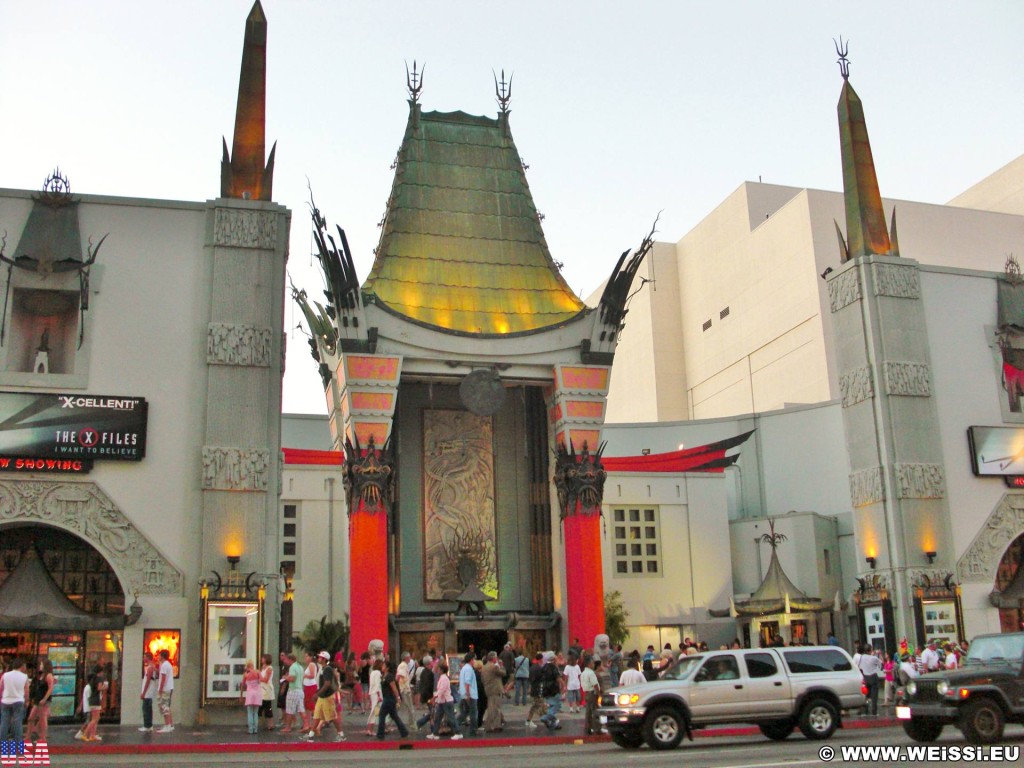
[834,36,850,80]
[406,60,424,104]
[759,517,788,550]
[493,69,513,113]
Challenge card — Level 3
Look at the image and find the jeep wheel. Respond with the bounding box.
[610,730,644,749]
[959,699,1005,744]
[643,705,686,750]
[902,717,943,742]
[798,697,838,740]
[759,720,794,741]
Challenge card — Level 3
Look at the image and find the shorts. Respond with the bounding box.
[313,695,337,722]
[285,688,305,715]
[303,685,317,713]
[158,691,173,717]
[567,688,581,706]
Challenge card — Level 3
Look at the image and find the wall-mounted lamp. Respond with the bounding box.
[227,555,241,570]
[641,448,651,456]
[820,267,834,281]
[865,556,877,569]
[925,550,937,565]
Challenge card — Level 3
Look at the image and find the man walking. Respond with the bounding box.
[512,648,530,705]
[139,651,157,732]
[155,649,174,733]
[0,657,28,758]
[457,652,478,737]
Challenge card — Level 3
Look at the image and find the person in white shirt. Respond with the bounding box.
[156,649,175,733]
[618,658,646,687]
[856,646,882,715]
[563,657,582,713]
[0,657,29,753]
[920,642,940,672]
[580,659,602,735]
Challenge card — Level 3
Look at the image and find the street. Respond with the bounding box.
[46,725,1024,768]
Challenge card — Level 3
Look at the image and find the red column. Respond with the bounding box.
[348,505,389,656]
[564,507,605,649]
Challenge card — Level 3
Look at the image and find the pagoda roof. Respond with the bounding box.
[362,106,586,336]
[732,548,831,617]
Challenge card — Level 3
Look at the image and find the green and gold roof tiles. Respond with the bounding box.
[363,107,585,336]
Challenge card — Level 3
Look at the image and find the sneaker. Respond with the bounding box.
[74,731,84,740]
[138,727,153,732]
[450,734,463,740]
[525,720,537,729]
[426,733,440,740]
[156,725,174,733]
[91,735,103,741]
[334,733,347,742]
[549,719,561,730]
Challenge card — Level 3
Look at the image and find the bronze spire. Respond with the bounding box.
[834,40,895,261]
[221,0,275,201]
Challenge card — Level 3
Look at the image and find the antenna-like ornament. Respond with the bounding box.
[834,36,850,80]
[493,68,513,113]
[406,60,425,103]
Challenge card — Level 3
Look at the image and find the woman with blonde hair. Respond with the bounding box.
[242,660,262,734]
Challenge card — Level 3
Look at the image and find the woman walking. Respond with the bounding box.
[242,660,262,734]
[365,659,383,735]
[376,660,409,740]
[81,665,107,742]
[26,659,54,744]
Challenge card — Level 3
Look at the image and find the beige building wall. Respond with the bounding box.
[948,154,1024,216]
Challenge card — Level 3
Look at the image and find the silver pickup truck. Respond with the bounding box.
[600,646,866,750]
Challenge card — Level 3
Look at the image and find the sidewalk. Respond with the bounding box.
[47,704,899,755]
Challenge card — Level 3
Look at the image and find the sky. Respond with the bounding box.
[1,1,1021,415]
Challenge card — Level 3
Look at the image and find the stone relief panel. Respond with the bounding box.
[894,463,946,499]
[849,466,885,508]
[828,269,862,313]
[840,365,874,407]
[213,208,278,249]
[202,447,270,492]
[957,494,1024,583]
[0,479,183,596]
[873,263,920,299]
[883,362,932,397]
[423,409,497,601]
[207,323,273,367]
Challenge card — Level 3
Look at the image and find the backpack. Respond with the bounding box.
[541,664,560,698]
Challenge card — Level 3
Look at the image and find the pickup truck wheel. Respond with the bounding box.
[759,720,794,741]
[610,730,644,749]
[902,717,943,742]
[959,699,1005,744]
[798,697,838,740]
[643,705,685,750]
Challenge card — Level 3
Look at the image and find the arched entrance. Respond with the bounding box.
[0,524,127,722]
[991,532,1024,633]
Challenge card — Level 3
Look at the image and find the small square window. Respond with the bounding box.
[629,509,640,522]
[280,561,295,577]
[614,509,625,522]
[647,561,658,573]
[646,543,657,556]
[283,542,296,556]
[645,526,656,538]
[631,561,643,573]
[616,561,628,574]
[644,509,655,521]
[631,544,641,556]
[283,523,296,537]
[630,526,640,539]
[616,544,627,556]
[283,505,297,519]
[615,528,626,539]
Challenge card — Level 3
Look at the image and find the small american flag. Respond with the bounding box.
[0,741,49,766]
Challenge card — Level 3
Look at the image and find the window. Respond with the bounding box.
[745,653,779,678]
[719,306,730,319]
[782,649,852,673]
[702,319,712,332]
[700,655,739,681]
[611,506,661,576]
[280,503,299,577]
[823,548,831,575]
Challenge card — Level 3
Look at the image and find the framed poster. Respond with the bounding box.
[923,601,958,646]
[144,629,181,678]
[46,645,79,719]
[204,602,260,700]
[864,606,886,652]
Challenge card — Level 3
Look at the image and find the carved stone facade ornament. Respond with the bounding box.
[839,365,874,407]
[873,263,920,299]
[553,441,608,518]
[883,362,932,397]
[202,447,271,491]
[828,269,862,313]
[342,434,395,515]
[213,208,278,249]
[957,494,1024,583]
[894,463,946,499]
[905,569,956,596]
[849,466,884,508]
[207,323,273,367]
[0,478,183,596]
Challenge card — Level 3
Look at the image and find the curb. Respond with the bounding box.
[50,718,898,755]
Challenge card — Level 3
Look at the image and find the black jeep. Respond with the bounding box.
[897,632,1024,744]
